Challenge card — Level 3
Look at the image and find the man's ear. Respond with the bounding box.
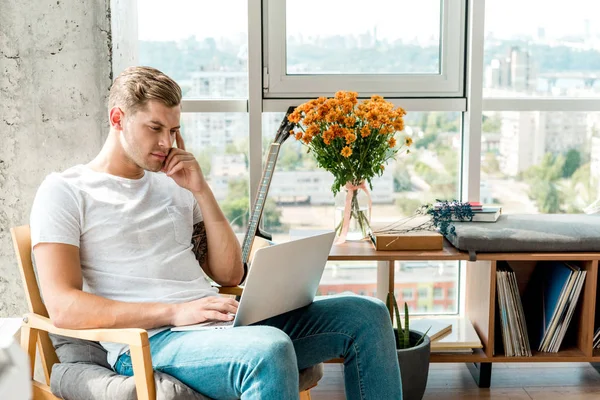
[109,107,124,130]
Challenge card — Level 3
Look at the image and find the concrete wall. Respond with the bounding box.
[0,0,113,317]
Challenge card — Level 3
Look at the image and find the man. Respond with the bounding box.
[30,66,402,399]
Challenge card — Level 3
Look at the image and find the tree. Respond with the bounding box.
[393,163,412,192]
[395,197,422,216]
[414,133,437,149]
[482,114,502,133]
[482,152,500,175]
[194,149,213,176]
[530,181,561,213]
[562,149,581,178]
[220,178,283,231]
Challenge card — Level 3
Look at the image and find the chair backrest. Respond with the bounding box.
[11,224,59,384]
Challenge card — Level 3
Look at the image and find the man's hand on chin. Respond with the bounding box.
[161,131,206,194]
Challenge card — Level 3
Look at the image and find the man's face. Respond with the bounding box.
[119,101,181,172]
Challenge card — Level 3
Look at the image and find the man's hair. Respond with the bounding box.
[108,66,182,115]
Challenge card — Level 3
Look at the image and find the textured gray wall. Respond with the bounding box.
[0,0,113,317]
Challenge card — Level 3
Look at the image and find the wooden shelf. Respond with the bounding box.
[491,347,588,362]
[328,238,468,261]
[430,348,487,363]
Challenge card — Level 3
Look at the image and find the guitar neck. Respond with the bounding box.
[241,143,281,264]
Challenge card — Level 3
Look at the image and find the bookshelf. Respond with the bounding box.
[328,239,600,387]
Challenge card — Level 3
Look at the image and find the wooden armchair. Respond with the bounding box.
[11,225,317,400]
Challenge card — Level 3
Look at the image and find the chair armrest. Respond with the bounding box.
[22,313,149,347]
[216,285,244,296]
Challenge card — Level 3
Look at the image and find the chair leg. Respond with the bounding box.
[130,343,156,400]
[21,324,38,379]
[299,390,312,400]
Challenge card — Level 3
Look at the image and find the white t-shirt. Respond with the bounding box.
[30,164,219,366]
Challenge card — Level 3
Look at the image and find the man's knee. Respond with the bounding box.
[249,326,296,365]
[342,295,390,321]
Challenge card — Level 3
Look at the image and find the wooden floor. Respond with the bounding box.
[311,362,600,399]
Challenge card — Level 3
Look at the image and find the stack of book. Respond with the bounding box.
[433,201,502,222]
[496,263,532,357]
[524,261,587,353]
[411,317,483,354]
[594,327,600,349]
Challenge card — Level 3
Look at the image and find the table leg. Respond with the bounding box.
[376,260,395,317]
[466,362,492,388]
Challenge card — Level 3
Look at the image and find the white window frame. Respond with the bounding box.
[262,0,466,98]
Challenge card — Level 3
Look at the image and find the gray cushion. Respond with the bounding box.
[447,214,600,254]
[49,334,323,400]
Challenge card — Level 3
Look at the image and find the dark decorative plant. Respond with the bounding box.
[370,199,476,238]
[386,292,430,350]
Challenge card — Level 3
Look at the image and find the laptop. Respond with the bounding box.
[171,231,336,331]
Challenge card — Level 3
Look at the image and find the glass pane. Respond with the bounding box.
[181,113,249,234]
[262,111,460,311]
[138,1,248,99]
[285,0,442,74]
[481,111,600,213]
[484,0,600,97]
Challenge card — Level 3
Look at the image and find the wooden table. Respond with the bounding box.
[327,239,600,387]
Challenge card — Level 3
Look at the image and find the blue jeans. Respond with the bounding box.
[114,295,402,399]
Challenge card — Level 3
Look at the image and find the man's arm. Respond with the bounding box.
[34,242,238,330]
[192,185,244,287]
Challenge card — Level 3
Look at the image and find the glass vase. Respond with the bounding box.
[334,182,371,242]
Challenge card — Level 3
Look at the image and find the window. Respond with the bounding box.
[433,287,444,299]
[138,0,248,99]
[180,113,249,234]
[484,0,600,98]
[264,0,466,97]
[448,287,456,299]
[402,288,414,300]
[480,112,600,214]
[418,288,429,298]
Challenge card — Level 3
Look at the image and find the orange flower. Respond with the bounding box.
[294,131,303,140]
[388,137,397,148]
[305,124,320,137]
[344,116,357,127]
[288,111,302,124]
[302,134,313,144]
[341,146,352,158]
[405,136,413,146]
[345,133,357,144]
[380,165,385,171]
[360,126,371,138]
[323,128,335,145]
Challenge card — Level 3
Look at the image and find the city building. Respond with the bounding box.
[498,111,587,176]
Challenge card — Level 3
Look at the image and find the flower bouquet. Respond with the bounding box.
[288,91,412,242]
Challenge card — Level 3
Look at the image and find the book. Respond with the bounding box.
[410,316,482,350]
[434,201,483,211]
[524,261,587,353]
[431,348,474,354]
[496,263,532,357]
[370,231,443,251]
[410,319,452,342]
[451,207,502,222]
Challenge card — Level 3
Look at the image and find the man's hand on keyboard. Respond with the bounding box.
[170,296,239,327]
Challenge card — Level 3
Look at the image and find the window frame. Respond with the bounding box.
[262,0,467,98]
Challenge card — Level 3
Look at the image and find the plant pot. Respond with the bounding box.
[394,329,431,400]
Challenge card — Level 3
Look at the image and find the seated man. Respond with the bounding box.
[30,66,402,400]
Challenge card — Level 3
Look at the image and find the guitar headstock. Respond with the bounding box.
[274,106,298,145]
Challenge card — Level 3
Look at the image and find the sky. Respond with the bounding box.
[137,0,600,42]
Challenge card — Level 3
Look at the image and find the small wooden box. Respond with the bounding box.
[372,231,443,251]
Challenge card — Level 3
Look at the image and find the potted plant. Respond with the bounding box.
[386,292,431,400]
